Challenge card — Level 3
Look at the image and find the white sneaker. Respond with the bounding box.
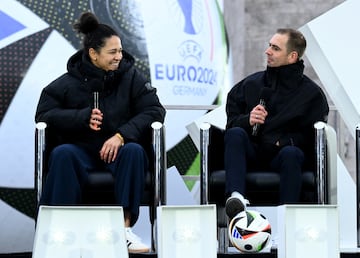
[225,192,249,219]
[125,227,150,253]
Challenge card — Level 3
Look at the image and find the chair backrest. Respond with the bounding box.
[200,122,337,206]
[34,121,166,250]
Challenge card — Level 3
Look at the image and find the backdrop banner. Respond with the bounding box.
[0,0,228,253]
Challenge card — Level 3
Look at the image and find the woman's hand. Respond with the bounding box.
[99,134,125,163]
[89,108,103,131]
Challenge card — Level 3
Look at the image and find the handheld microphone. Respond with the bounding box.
[252,87,272,136]
[93,92,99,109]
[88,79,103,109]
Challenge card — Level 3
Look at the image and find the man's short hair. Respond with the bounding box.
[277,28,306,59]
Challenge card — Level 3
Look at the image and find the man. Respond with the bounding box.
[224,28,329,219]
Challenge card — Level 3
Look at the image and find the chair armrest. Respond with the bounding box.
[200,122,211,204]
[324,122,337,204]
[152,121,166,206]
[356,124,360,247]
[35,122,47,205]
[314,121,337,204]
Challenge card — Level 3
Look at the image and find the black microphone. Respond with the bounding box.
[88,79,103,109]
[252,87,272,136]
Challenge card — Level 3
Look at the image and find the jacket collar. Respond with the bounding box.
[265,60,304,92]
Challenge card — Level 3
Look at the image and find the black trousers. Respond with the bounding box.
[40,142,148,225]
[224,127,305,203]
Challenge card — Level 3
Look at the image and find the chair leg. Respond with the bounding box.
[224,226,229,252]
[218,226,229,253]
[217,227,225,253]
[151,218,156,252]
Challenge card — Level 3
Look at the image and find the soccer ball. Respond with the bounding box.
[228,210,271,253]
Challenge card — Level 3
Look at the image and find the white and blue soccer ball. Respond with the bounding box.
[228,210,272,253]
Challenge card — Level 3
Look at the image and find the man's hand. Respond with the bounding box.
[249,104,268,126]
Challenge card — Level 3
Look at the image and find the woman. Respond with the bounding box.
[35,11,165,253]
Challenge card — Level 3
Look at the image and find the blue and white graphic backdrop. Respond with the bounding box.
[0,0,228,252]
